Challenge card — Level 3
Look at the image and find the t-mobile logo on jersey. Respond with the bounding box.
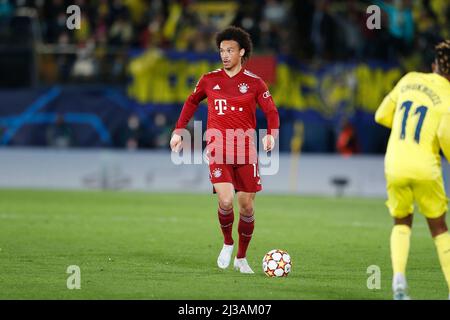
[214,99,227,115]
[214,99,244,115]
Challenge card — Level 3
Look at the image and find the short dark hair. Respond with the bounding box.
[215,26,253,63]
[435,40,450,76]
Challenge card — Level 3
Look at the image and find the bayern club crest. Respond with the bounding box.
[238,83,249,94]
[212,168,222,178]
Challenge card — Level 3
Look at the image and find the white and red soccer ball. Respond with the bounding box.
[262,249,292,277]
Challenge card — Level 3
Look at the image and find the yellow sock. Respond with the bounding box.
[390,225,411,275]
[434,232,450,294]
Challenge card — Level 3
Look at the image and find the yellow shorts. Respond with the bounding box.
[385,175,448,219]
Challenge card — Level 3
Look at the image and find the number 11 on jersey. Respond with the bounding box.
[399,100,428,143]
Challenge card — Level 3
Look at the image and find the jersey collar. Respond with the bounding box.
[222,66,244,79]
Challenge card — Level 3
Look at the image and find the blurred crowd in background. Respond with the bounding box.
[0,0,449,152]
[1,0,448,79]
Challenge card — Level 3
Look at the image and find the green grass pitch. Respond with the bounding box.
[0,189,448,300]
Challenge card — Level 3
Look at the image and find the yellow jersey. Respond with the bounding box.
[375,72,450,180]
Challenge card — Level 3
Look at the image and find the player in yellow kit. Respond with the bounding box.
[375,40,450,300]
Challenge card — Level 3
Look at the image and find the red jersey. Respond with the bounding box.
[175,68,280,164]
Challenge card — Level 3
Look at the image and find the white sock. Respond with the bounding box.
[393,272,407,291]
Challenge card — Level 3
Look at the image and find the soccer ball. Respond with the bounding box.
[262,249,292,277]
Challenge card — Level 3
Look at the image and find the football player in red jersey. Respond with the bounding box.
[170,26,280,273]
